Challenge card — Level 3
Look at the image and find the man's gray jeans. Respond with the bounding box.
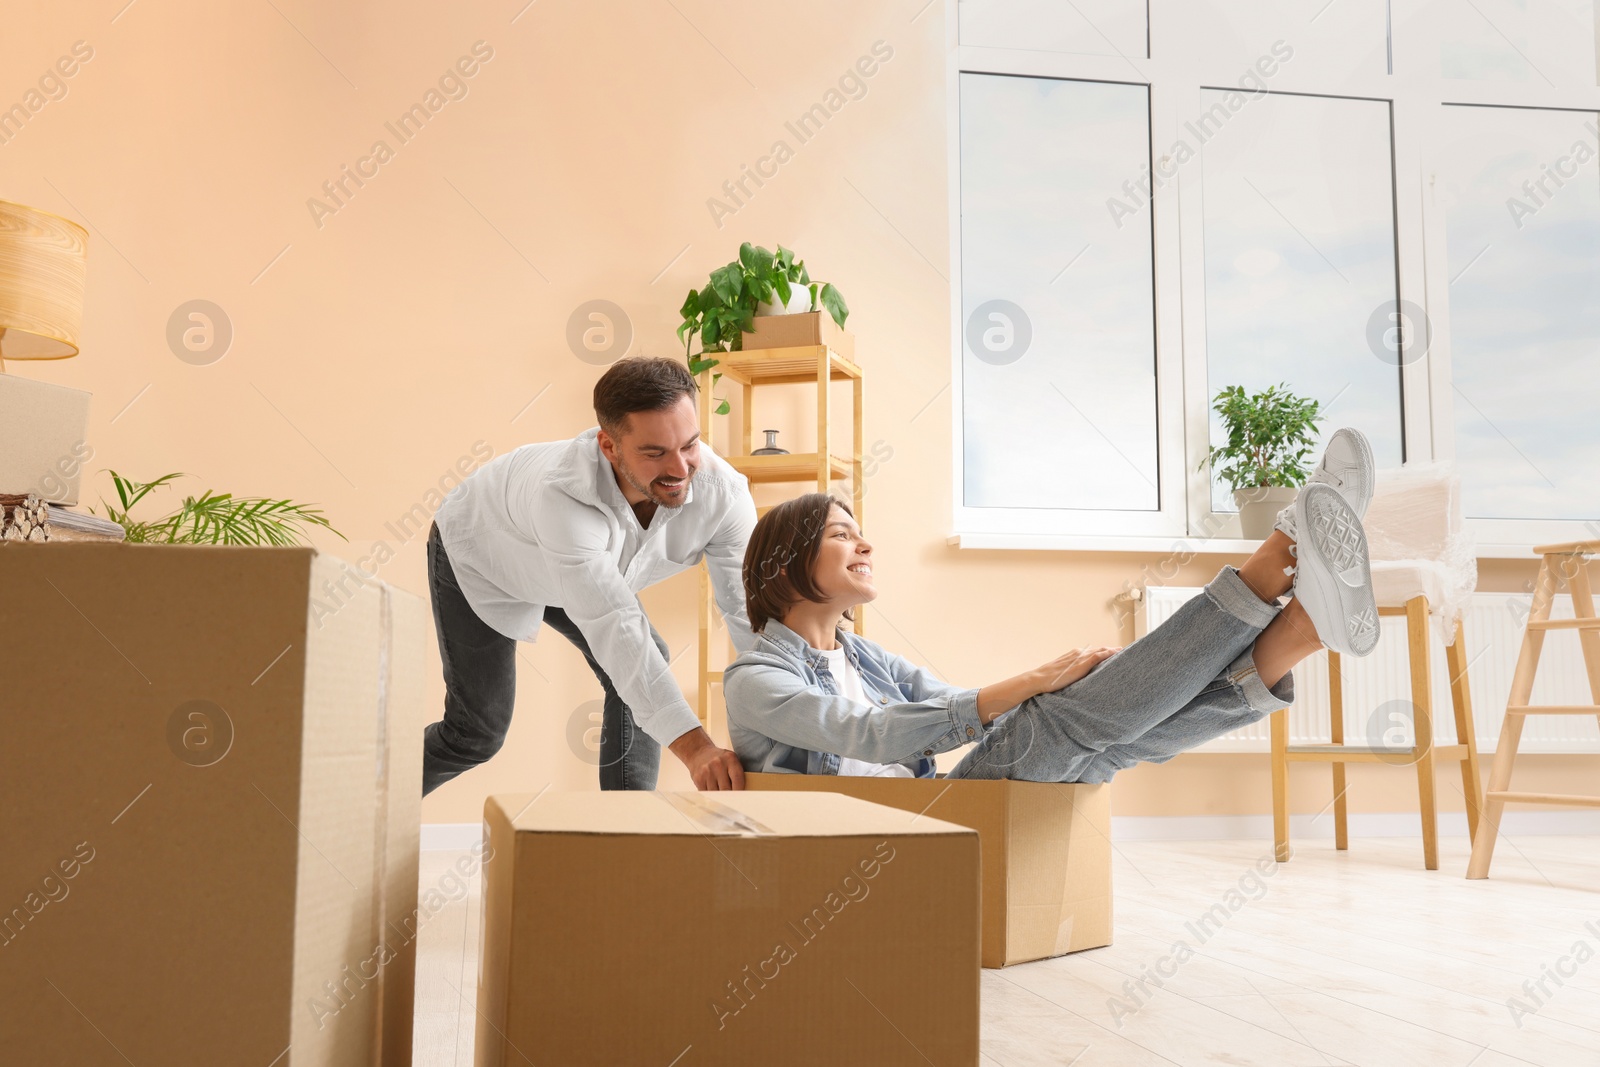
[421,522,662,795]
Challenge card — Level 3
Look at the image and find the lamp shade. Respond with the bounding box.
[0,199,88,361]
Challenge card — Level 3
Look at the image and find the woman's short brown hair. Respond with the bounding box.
[592,356,699,438]
[743,492,856,633]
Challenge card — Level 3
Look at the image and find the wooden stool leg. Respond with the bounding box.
[1468,555,1556,879]
[1328,650,1349,851]
[1270,707,1290,862]
[1407,597,1440,870]
[1446,616,1484,843]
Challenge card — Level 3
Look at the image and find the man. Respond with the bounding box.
[422,356,755,793]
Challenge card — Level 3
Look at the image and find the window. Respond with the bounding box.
[1198,90,1404,514]
[959,73,1159,514]
[1434,103,1600,527]
[950,0,1600,549]
[958,0,1149,60]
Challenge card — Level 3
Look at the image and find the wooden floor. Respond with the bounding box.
[413,834,1600,1066]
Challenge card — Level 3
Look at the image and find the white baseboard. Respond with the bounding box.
[420,810,1600,851]
[421,823,482,851]
[1109,809,1600,840]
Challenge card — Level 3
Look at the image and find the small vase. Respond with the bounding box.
[1232,486,1300,539]
[751,430,789,455]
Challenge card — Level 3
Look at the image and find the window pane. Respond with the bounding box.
[1199,91,1403,514]
[1169,0,1390,82]
[1431,0,1596,87]
[959,0,1148,59]
[1435,105,1600,521]
[959,73,1158,511]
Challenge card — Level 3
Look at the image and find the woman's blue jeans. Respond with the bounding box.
[948,565,1293,783]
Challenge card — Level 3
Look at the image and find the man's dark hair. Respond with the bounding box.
[743,492,856,633]
[593,357,699,438]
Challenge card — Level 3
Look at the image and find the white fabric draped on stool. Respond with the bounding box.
[1364,461,1478,646]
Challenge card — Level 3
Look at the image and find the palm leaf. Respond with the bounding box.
[97,471,344,547]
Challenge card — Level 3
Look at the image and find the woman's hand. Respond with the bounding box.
[975,645,1123,725]
[1030,646,1120,696]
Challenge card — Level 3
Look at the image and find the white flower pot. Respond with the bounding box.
[755,286,814,316]
[1232,486,1299,540]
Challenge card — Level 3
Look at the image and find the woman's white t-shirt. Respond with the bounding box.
[816,645,915,778]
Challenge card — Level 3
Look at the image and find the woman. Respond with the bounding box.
[723,429,1380,783]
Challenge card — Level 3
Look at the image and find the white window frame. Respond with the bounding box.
[947,0,1600,555]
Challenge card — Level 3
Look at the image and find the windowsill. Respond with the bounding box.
[947,532,1561,560]
[948,532,1263,554]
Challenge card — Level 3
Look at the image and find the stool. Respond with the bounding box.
[1467,541,1600,879]
[1271,594,1484,870]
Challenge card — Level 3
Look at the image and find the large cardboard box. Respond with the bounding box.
[0,373,92,503]
[476,790,979,1066]
[747,774,1112,967]
[0,543,427,1067]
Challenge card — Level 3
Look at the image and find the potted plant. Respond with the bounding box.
[94,470,344,545]
[1196,383,1323,539]
[677,243,849,414]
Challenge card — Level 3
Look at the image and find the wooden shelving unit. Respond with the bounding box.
[695,343,864,724]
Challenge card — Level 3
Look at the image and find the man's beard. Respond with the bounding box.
[620,461,696,509]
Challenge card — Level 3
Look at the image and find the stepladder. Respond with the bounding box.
[1467,540,1600,879]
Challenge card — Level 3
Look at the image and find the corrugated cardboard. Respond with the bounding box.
[476,790,980,1066]
[747,774,1112,967]
[0,373,92,503]
[0,542,427,1067]
[746,309,855,359]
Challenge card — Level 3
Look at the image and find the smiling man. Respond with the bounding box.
[422,356,756,793]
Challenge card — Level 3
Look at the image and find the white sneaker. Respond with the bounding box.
[1290,483,1380,656]
[1272,427,1376,543]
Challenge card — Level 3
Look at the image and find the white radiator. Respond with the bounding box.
[1135,587,1600,754]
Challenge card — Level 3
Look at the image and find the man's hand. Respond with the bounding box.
[668,727,746,790]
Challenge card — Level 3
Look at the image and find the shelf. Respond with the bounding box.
[710,345,862,385]
[726,452,853,484]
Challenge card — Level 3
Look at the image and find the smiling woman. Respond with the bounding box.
[725,436,1386,783]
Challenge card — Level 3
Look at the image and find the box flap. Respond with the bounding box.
[487,790,976,838]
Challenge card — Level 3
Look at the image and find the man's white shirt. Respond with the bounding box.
[432,427,756,746]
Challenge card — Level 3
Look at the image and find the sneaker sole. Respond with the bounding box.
[1294,484,1380,656]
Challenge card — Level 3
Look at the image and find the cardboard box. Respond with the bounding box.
[747,774,1112,967]
[476,790,979,1066]
[745,309,855,360]
[0,543,427,1067]
[0,373,92,504]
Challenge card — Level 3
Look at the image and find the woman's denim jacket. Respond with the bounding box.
[722,619,993,776]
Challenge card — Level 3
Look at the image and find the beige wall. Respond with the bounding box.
[7,0,1584,827]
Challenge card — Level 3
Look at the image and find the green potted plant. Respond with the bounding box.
[677,242,849,414]
[1196,383,1323,539]
[94,470,344,545]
